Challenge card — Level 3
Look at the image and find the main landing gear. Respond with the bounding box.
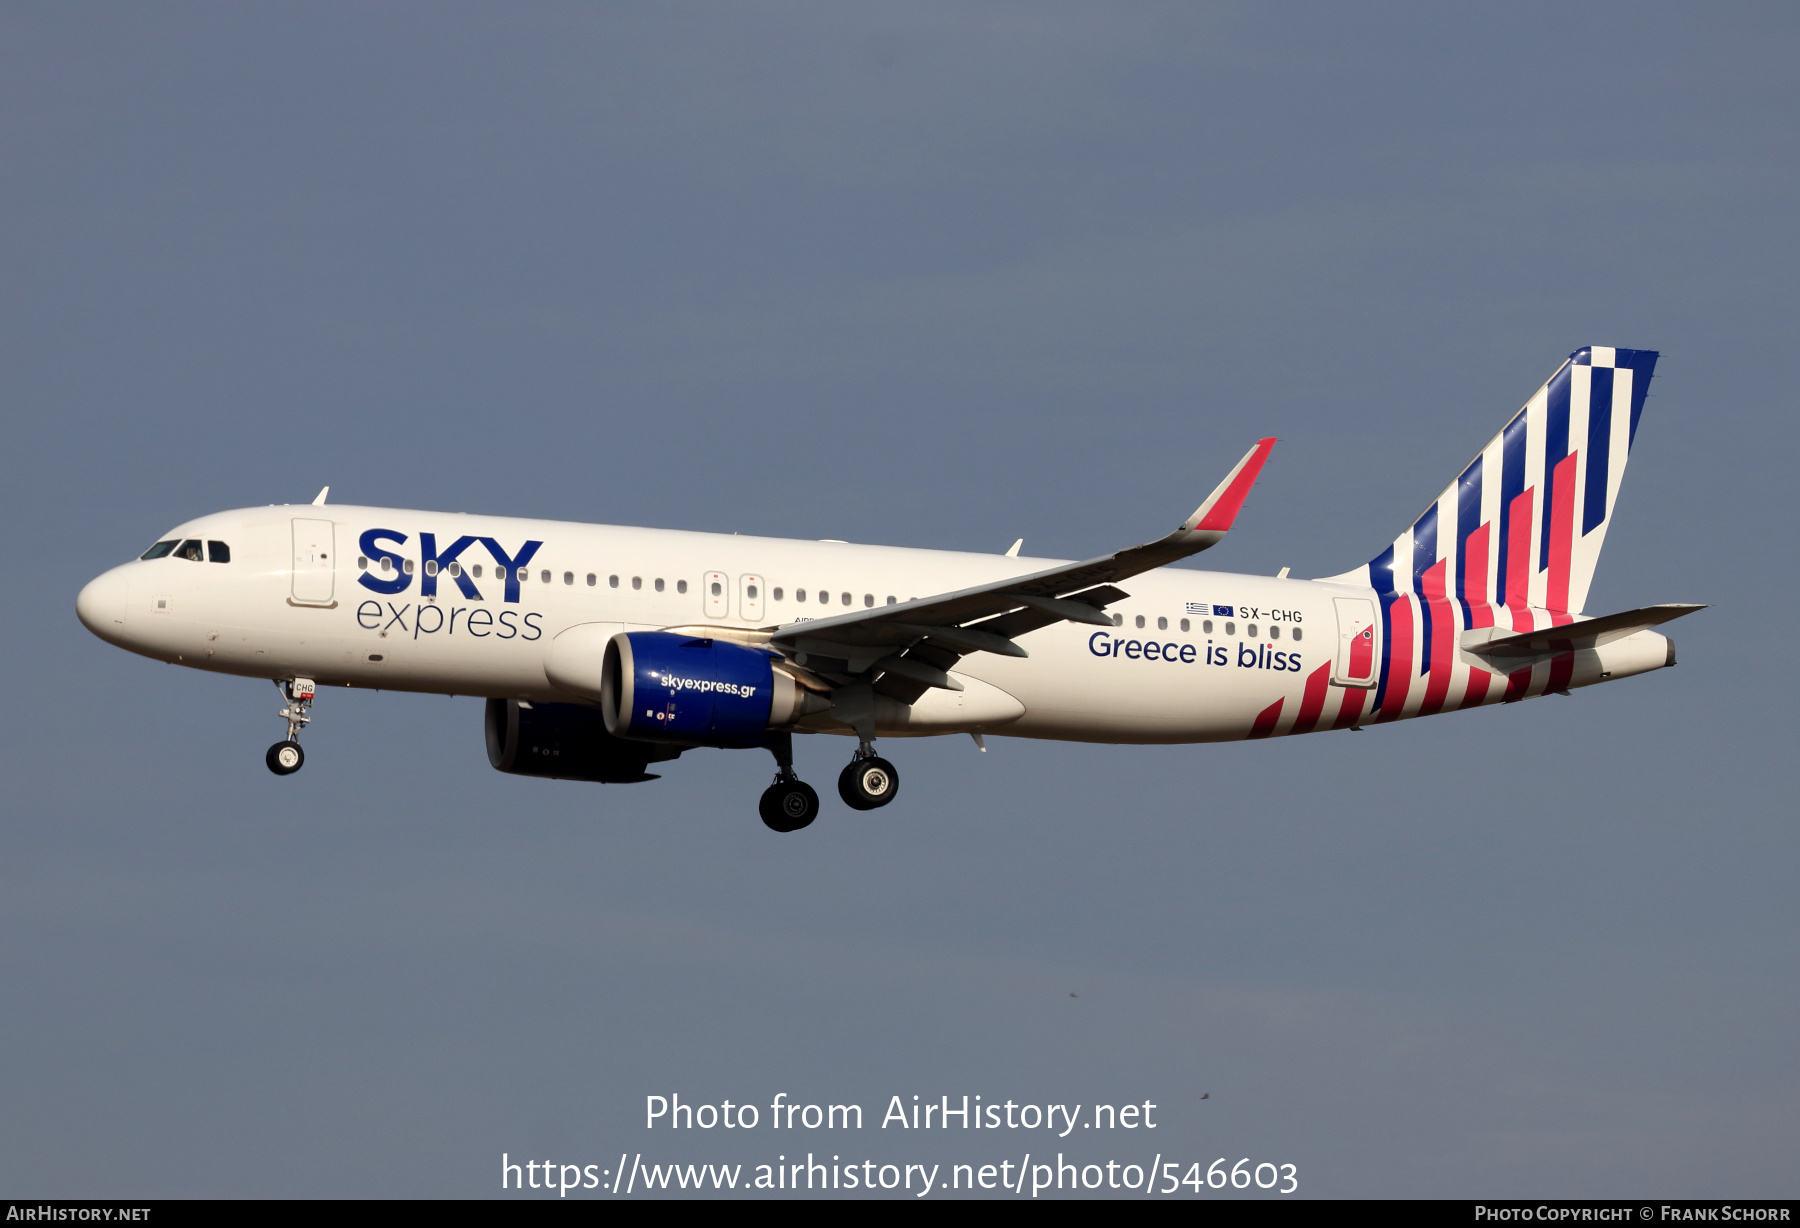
[838,745,899,811]
[266,677,315,776]
[759,733,819,832]
[758,734,901,832]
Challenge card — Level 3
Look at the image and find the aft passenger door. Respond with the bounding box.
[291,518,336,606]
[1332,596,1378,687]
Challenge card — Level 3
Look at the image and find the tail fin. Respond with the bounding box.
[1326,346,1659,616]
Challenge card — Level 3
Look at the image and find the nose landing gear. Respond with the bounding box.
[266,678,314,776]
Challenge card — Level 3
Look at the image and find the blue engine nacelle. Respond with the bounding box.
[484,698,681,783]
[601,631,819,747]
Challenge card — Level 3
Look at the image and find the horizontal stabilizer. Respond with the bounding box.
[1461,603,1705,659]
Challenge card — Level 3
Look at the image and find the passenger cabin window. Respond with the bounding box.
[1292,627,1302,642]
[176,539,204,562]
[1180,618,1190,632]
[632,577,642,590]
[747,584,759,600]
[654,578,665,592]
[609,575,619,588]
[472,564,484,578]
[1224,621,1236,635]
[1247,624,1256,637]
[1269,625,1280,639]
[887,596,896,605]
[678,579,689,594]
[796,589,806,601]
[140,540,179,560]
[586,573,596,586]
[403,559,414,574]
[358,556,368,570]
[841,592,851,606]
[494,565,506,580]
[1203,619,1213,633]
[864,594,874,607]
[709,581,721,596]
[773,588,785,601]
[1111,614,1122,627]
[1157,616,1167,630]
[564,571,574,585]
[424,560,439,576]
[1134,615,1145,628]
[206,541,231,563]
[449,562,462,577]
[540,570,550,584]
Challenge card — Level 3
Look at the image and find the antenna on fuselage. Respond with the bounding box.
[1004,538,1022,557]
[312,486,329,506]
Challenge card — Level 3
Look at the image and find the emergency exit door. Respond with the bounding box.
[291,518,336,606]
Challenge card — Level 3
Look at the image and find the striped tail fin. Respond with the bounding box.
[1327,346,1659,618]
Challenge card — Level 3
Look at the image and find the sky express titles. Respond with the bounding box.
[355,529,543,603]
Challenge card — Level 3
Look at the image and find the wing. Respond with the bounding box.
[769,438,1276,702]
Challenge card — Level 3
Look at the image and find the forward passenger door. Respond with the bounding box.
[290,518,336,606]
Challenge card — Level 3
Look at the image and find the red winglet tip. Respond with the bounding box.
[1194,438,1277,532]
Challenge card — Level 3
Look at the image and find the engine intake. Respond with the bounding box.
[485,698,679,783]
[601,631,821,746]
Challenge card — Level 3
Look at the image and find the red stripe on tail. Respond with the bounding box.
[1464,521,1494,628]
[1330,686,1367,730]
[1503,665,1534,703]
[1461,667,1495,709]
[1546,452,1578,613]
[1375,594,1413,723]
[1419,558,1453,716]
[1293,662,1331,733]
[1247,696,1284,739]
[1505,488,1535,633]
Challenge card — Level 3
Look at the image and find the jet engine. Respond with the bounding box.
[600,631,825,747]
[484,697,680,783]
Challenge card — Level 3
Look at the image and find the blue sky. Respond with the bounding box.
[2,2,1795,1197]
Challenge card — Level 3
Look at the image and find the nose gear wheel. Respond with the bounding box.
[266,740,304,775]
[266,678,315,776]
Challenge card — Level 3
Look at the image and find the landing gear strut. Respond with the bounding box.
[759,733,819,832]
[266,677,314,776]
[838,740,899,811]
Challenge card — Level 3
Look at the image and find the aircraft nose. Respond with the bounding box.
[76,566,131,641]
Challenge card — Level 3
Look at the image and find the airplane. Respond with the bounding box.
[76,346,1701,832]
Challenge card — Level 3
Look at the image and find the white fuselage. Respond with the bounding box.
[75,503,1673,745]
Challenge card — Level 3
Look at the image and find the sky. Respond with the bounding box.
[1,1,1796,1199]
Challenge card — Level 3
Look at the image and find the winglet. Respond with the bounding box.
[1182,438,1276,532]
[312,486,330,506]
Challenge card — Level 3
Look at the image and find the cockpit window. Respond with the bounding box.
[175,539,205,562]
[140,540,179,560]
[207,541,231,563]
